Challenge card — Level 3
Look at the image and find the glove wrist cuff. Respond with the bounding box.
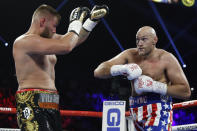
[82,18,98,32]
[110,65,124,76]
[68,20,82,35]
[153,81,167,95]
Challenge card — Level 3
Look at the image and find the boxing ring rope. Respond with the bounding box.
[1,100,197,116]
[0,100,197,130]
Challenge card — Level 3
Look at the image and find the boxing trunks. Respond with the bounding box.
[129,93,173,131]
[15,88,62,131]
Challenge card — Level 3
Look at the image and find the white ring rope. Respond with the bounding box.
[172,123,197,131]
[1,123,197,131]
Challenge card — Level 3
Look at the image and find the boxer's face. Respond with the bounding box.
[41,16,58,38]
[136,30,156,56]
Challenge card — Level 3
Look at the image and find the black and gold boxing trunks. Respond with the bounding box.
[15,88,62,131]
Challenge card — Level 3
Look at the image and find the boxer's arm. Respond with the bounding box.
[77,28,90,45]
[15,7,90,55]
[94,50,129,79]
[14,32,79,55]
[52,28,90,46]
[165,53,191,99]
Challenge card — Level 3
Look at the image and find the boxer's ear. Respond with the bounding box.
[40,18,46,27]
[153,36,158,46]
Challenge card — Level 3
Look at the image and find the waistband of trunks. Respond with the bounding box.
[16,88,58,94]
[129,93,172,108]
[38,93,59,109]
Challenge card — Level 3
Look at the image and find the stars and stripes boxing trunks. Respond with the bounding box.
[129,93,173,131]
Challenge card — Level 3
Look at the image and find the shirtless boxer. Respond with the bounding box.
[13,4,108,131]
[94,26,191,131]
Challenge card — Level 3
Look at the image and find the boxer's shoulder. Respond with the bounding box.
[14,34,38,47]
[124,48,138,56]
[159,49,175,61]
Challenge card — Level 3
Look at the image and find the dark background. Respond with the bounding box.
[0,0,197,130]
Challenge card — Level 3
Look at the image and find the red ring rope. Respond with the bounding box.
[173,100,197,109]
[1,100,197,117]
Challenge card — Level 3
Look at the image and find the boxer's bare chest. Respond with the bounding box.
[31,54,57,69]
[129,57,166,82]
[129,57,167,96]
[138,59,165,81]
[47,55,57,65]
[45,55,57,69]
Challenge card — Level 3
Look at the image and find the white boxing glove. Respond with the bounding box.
[134,75,167,95]
[110,63,142,80]
[126,64,142,80]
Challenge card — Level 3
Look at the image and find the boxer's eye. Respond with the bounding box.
[142,38,147,41]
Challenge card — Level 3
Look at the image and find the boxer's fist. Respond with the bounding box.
[90,5,109,21]
[134,75,167,95]
[69,7,90,23]
[126,64,142,80]
[68,7,90,35]
[110,63,142,80]
[82,5,109,32]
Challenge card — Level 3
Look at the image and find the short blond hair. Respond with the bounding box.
[32,4,61,23]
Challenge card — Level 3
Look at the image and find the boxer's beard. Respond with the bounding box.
[40,27,52,38]
[138,48,151,56]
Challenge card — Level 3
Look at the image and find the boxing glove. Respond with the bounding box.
[68,7,90,35]
[83,5,109,32]
[134,75,167,95]
[110,63,142,80]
